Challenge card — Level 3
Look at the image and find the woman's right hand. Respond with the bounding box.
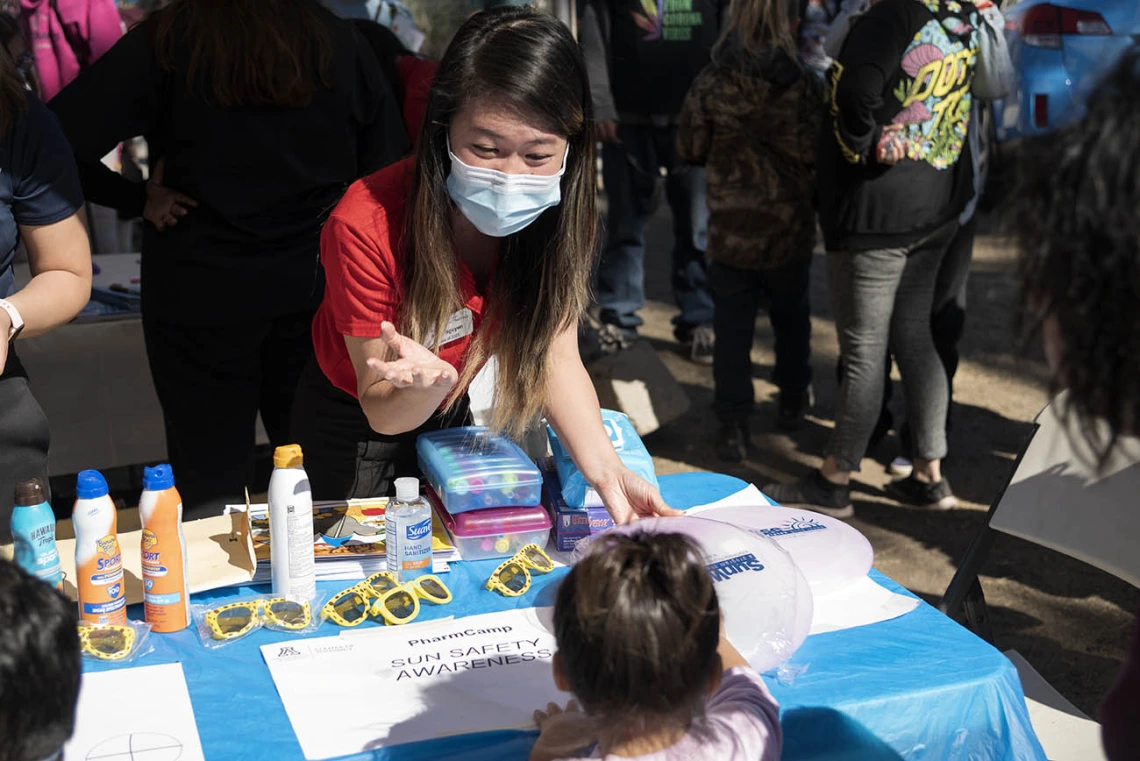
[366,321,459,391]
[144,160,198,232]
[876,124,908,166]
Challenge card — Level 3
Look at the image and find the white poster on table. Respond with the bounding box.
[262,608,562,760]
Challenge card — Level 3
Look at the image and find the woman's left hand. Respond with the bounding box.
[592,466,683,525]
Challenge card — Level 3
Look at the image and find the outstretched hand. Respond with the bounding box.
[593,467,683,525]
[530,701,595,761]
[365,321,459,391]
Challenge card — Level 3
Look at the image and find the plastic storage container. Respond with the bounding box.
[416,427,542,515]
[548,410,658,508]
[427,487,551,561]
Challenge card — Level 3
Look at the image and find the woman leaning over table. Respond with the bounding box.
[291,6,678,525]
[0,44,92,540]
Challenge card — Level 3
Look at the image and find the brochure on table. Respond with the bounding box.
[261,608,562,760]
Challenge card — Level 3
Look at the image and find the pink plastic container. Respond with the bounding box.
[428,487,552,561]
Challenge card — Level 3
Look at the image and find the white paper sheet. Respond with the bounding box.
[687,483,775,514]
[808,575,919,634]
[262,608,563,760]
[63,663,205,761]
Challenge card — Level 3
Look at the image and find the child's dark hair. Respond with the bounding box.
[1007,48,1140,462]
[553,532,721,731]
[0,559,81,761]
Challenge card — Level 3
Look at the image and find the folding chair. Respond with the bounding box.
[940,390,1140,761]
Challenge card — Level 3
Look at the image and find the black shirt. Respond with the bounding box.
[0,92,84,301]
[49,8,410,325]
[602,0,724,118]
[0,92,85,383]
[818,0,978,252]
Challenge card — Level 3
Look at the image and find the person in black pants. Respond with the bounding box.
[677,0,823,461]
[50,0,408,519]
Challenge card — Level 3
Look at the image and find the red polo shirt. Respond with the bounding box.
[313,158,489,399]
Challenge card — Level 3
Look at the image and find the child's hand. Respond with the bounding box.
[530,701,596,761]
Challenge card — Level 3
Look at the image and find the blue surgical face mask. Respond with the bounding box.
[446,141,569,238]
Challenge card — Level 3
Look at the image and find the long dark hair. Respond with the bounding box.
[1009,48,1140,461]
[152,0,333,108]
[554,532,721,733]
[0,48,24,137]
[404,7,598,439]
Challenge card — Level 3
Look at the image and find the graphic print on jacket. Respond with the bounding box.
[831,0,978,171]
[630,0,708,42]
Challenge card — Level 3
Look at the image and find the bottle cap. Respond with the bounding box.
[394,477,420,503]
[14,477,47,507]
[273,444,304,469]
[143,464,175,492]
[75,470,109,500]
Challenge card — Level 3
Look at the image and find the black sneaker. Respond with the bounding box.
[716,422,750,463]
[777,385,815,431]
[886,474,957,510]
[763,470,854,518]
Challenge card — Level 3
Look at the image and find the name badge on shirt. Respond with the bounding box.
[426,308,474,348]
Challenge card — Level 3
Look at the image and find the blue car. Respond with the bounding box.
[992,0,1140,143]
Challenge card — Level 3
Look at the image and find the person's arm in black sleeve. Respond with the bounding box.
[352,31,412,177]
[579,0,616,126]
[48,23,161,218]
[829,6,908,165]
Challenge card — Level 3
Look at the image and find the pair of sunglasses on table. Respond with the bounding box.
[78,623,137,661]
[485,544,555,597]
[206,597,313,640]
[324,572,453,627]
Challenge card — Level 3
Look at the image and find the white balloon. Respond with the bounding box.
[697,505,874,596]
[576,516,813,673]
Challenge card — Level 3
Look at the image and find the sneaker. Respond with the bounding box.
[680,325,715,365]
[888,456,914,477]
[777,386,815,431]
[886,474,957,510]
[716,422,750,463]
[595,323,637,355]
[763,470,854,519]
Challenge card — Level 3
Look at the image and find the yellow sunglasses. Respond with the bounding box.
[324,573,452,627]
[204,598,312,640]
[78,624,136,661]
[485,543,555,597]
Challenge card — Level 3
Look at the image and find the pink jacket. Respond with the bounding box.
[19,0,123,101]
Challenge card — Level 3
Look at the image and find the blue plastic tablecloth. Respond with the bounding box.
[88,473,1046,761]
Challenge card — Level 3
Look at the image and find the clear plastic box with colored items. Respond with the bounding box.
[416,427,543,515]
[427,487,551,561]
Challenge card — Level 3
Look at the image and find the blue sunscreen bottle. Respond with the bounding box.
[11,477,63,589]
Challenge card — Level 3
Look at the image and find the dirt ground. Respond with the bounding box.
[630,208,1138,717]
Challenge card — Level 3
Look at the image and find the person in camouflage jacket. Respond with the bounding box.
[678,5,825,459]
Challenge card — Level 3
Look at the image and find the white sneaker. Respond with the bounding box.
[888,456,914,478]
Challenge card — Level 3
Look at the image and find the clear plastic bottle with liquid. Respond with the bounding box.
[385,477,432,582]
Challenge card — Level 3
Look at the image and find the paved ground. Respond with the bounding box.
[629,207,1138,717]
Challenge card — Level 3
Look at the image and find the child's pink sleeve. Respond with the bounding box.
[704,666,782,761]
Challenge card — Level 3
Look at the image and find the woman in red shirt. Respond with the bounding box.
[292,7,677,524]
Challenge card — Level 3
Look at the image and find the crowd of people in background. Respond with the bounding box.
[0,0,1136,758]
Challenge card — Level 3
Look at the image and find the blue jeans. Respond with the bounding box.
[595,124,714,335]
